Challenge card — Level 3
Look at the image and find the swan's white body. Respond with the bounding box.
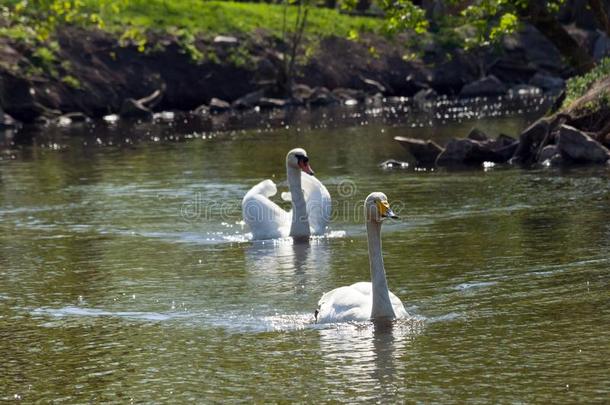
[242,149,331,240]
[316,192,408,323]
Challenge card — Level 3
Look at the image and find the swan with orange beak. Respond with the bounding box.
[242,148,331,240]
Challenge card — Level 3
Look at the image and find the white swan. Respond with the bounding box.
[316,192,408,323]
[242,148,331,240]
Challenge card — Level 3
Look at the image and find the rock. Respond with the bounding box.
[154,111,175,122]
[360,77,386,94]
[510,119,551,165]
[61,112,90,123]
[291,84,314,104]
[435,138,503,167]
[193,104,209,115]
[120,98,153,120]
[508,84,542,97]
[493,141,520,163]
[467,128,489,142]
[102,114,120,124]
[459,75,508,98]
[332,88,366,102]
[0,108,18,129]
[365,93,384,105]
[427,51,479,94]
[593,33,610,61]
[379,159,409,169]
[33,115,51,126]
[495,24,565,81]
[209,98,231,113]
[137,89,163,110]
[213,35,238,45]
[394,136,443,166]
[232,90,265,110]
[258,97,289,109]
[557,125,610,163]
[529,73,565,91]
[413,88,437,108]
[494,133,517,148]
[256,58,277,81]
[0,73,49,122]
[538,144,561,163]
[308,87,339,106]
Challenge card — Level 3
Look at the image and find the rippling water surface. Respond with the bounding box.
[0,101,609,402]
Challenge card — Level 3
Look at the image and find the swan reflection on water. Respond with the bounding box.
[317,319,425,399]
[244,237,332,294]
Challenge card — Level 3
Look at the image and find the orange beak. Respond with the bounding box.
[298,158,314,175]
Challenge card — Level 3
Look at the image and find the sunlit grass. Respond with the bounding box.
[564,57,610,108]
[83,0,383,38]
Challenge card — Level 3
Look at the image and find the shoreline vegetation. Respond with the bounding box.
[0,0,609,167]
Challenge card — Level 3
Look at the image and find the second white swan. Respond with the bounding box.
[242,148,331,240]
[315,192,408,323]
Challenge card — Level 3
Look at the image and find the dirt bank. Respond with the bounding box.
[0,24,572,124]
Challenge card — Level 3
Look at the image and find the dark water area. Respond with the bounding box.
[1,96,609,402]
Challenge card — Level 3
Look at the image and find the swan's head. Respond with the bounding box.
[286,148,314,175]
[365,192,399,223]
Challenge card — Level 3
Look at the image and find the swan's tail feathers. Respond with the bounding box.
[242,179,291,240]
[244,179,277,199]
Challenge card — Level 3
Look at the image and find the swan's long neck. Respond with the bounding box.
[287,166,310,238]
[367,220,396,320]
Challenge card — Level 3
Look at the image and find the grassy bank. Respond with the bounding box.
[563,57,610,110]
[1,0,384,42]
[100,0,382,37]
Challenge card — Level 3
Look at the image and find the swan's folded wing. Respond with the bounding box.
[317,285,371,323]
[301,173,331,235]
[242,179,290,240]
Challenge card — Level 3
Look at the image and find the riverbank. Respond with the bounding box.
[0,1,579,125]
[394,63,610,168]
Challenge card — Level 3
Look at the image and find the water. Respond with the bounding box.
[1,100,609,402]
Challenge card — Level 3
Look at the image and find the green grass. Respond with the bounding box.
[564,57,610,107]
[82,0,383,38]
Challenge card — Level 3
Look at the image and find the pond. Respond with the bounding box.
[1,98,609,402]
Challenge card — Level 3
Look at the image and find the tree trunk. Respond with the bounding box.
[588,0,610,36]
[519,2,596,74]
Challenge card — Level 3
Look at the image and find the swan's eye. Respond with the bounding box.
[296,155,309,163]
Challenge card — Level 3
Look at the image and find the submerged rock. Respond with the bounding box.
[394,136,443,166]
[538,144,561,164]
[379,159,409,169]
[193,104,209,115]
[435,138,503,167]
[209,98,231,113]
[60,112,90,123]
